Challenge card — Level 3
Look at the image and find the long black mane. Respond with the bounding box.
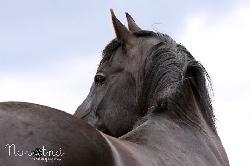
[101,30,216,133]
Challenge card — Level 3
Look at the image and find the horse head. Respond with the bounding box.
[74,10,215,138]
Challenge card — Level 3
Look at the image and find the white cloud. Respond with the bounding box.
[0,54,100,114]
[180,7,250,166]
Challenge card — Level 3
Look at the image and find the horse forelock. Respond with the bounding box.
[100,30,171,65]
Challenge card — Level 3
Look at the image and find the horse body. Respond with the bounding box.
[0,102,113,166]
[0,10,229,166]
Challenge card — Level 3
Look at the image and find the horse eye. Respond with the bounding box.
[94,73,106,85]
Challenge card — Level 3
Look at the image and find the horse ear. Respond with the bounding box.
[125,12,142,32]
[110,9,135,46]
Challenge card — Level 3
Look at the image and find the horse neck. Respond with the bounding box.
[118,89,229,165]
[123,85,217,142]
[137,46,217,134]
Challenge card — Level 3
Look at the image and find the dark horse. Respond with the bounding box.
[0,10,229,166]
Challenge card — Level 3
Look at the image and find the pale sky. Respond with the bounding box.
[0,1,249,165]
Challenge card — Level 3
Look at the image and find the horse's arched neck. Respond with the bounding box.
[131,80,216,138]
[114,82,227,166]
[131,42,217,138]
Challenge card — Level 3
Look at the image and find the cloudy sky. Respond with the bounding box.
[0,0,249,165]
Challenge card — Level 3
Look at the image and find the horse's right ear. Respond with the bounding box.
[110,9,136,47]
[125,12,142,32]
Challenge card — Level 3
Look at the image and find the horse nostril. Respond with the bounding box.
[94,73,106,85]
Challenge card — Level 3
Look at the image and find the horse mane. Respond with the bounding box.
[138,31,216,133]
[100,30,216,133]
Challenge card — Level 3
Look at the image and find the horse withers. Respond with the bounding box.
[0,10,229,166]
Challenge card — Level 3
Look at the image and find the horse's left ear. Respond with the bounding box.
[110,9,136,47]
[125,12,142,32]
